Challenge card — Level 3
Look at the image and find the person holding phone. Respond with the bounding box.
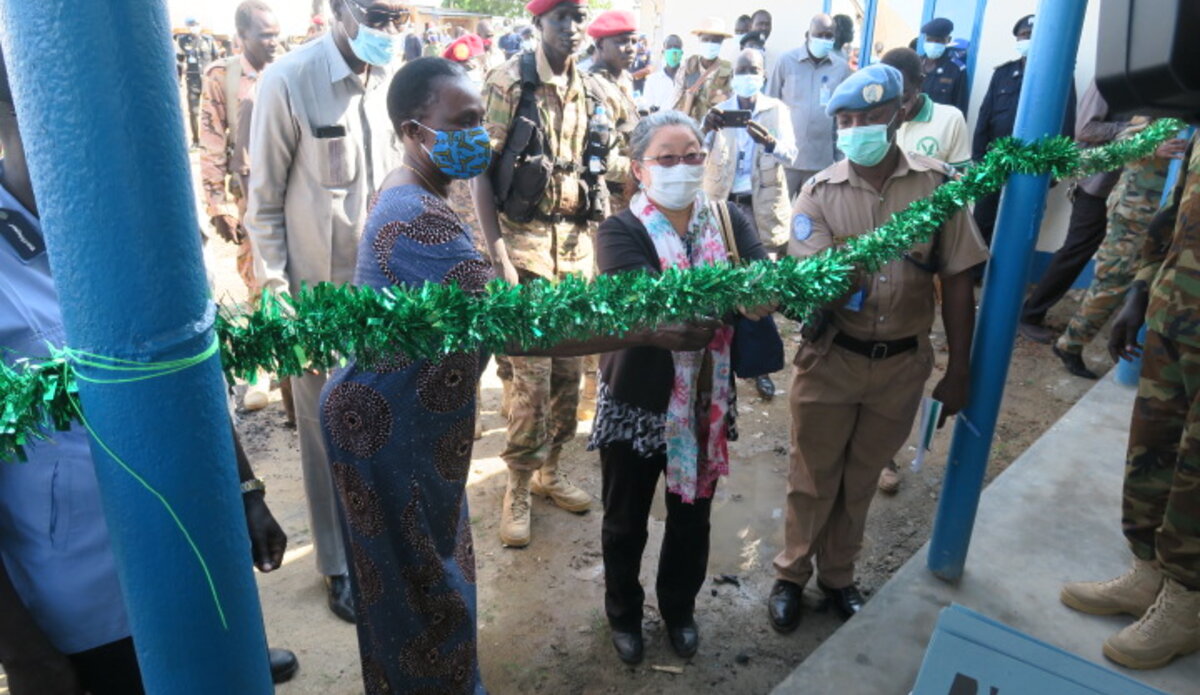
[702,48,796,400]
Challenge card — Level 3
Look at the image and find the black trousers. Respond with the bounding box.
[68,637,145,695]
[1020,189,1109,325]
[972,191,1001,247]
[600,442,713,632]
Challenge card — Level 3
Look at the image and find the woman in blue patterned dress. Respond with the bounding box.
[320,58,718,695]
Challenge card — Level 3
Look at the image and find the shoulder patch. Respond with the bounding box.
[792,214,813,242]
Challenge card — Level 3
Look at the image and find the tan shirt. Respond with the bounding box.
[789,151,989,341]
[199,54,260,219]
[244,33,399,295]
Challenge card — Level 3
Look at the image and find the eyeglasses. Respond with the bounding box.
[641,152,707,167]
[346,1,408,31]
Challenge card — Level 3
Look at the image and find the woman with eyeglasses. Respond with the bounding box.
[320,60,718,694]
[588,110,771,665]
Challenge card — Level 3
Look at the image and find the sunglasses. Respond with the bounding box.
[641,152,707,167]
[346,1,408,31]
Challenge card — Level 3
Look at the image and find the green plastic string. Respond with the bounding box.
[67,336,229,630]
[0,117,1185,464]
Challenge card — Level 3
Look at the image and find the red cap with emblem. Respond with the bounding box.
[525,0,586,18]
[443,33,486,62]
[586,10,637,39]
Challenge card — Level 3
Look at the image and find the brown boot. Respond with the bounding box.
[500,469,532,547]
[577,372,598,421]
[1061,558,1162,617]
[1103,577,1200,669]
[531,454,591,513]
[877,460,901,494]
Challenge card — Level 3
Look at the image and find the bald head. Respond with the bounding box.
[809,13,835,40]
[734,48,764,75]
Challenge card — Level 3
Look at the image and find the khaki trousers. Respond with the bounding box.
[773,335,932,588]
[293,371,347,576]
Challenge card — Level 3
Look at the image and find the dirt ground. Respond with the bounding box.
[201,230,1109,694]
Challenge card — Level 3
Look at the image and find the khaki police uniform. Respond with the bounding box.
[483,48,595,470]
[773,152,988,589]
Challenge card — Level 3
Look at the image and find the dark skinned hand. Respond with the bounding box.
[648,318,723,352]
[211,214,244,244]
[1108,285,1150,362]
[4,652,84,695]
[1155,138,1189,160]
[746,121,776,152]
[931,369,970,428]
[702,108,725,133]
[243,492,287,572]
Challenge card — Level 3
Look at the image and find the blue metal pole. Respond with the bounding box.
[927,0,1089,581]
[0,1,272,692]
[965,0,989,101]
[860,0,879,66]
[824,0,832,16]
[917,0,937,57]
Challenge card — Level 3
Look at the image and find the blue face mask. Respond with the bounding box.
[699,41,722,61]
[413,122,493,180]
[836,123,894,167]
[349,24,398,67]
[731,73,764,98]
[924,41,947,60]
[808,37,835,59]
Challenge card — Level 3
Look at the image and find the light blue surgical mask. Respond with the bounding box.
[349,24,398,67]
[836,123,894,167]
[1015,39,1031,58]
[924,41,947,60]
[731,73,764,98]
[808,37,834,59]
[699,41,722,61]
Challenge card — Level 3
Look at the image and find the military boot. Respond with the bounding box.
[500,469,533,547]
[1103,577,1200,670]
[1060,558,1162,617]
[531,454,592,513]
[577,372,598,421]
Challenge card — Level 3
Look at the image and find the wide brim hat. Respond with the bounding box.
[691,17,732,38]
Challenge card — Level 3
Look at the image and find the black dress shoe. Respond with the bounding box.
[325,574,357,624]
[268,647,299,684]
[610,629,644,665]
[817,580,865,620]
[1018,321,1057,344]
[1053,345,1098,379]
[667,619,699,658]
[768,579,803,633]
[754,375,776,400]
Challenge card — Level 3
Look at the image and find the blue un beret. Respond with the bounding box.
[825,63,904,116]
[921,17,953,37]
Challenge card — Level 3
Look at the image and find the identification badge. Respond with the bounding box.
[0,208,45,260]
[792,214,812,241]
[844,287,866,312]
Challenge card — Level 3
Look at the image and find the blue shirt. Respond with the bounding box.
[0,169,130,654]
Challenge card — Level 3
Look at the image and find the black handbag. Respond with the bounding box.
[710,202,785,378]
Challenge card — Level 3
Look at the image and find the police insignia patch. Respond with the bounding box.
[792,214,812,241]
[862,83,884,104]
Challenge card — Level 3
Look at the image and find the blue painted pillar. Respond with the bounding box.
[860,0,879,66]
[824,0,833,15]
[0,1,272,692]
[917,0,937,56]
[927,0,1089,581]
[965,0,989,97]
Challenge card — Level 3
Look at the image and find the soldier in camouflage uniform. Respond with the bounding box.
[1060,130,1200,670]
[672,17,733,124]
[1052,120,1188,379]
[474,0,598,547]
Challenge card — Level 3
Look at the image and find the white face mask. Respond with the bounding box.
[699,41,722,61]
[644,163,704,210]
[1015,38,1031,58]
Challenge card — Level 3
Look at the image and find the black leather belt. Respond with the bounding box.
[533,211,586,225]
[728,192,753,206]
[833,332,918,360]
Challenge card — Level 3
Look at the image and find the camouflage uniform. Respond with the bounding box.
[1057,122,1171,355]
[671,55,732,124]
[1123,132,1200,589]
[483,49,595,470]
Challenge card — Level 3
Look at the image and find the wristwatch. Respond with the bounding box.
[240,477,266,495]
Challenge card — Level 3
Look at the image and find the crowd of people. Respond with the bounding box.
[2,0,1199,693]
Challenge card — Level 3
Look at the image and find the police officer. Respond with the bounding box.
[176,18,219,149]
[971,14,1076,246]
[475,0,598,548]
[918,17,968,116]
[767,64,988,631]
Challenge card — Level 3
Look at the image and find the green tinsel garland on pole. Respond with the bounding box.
[0,118,1184,462]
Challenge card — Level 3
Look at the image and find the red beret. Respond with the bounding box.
[525,0,586,18]
[443,33,486,62]
[587,10,637,39]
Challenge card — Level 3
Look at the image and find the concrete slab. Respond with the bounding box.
[772,375,1200,695]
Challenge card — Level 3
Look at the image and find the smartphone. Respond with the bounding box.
[722,109,752,128]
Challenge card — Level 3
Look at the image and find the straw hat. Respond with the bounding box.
[691,17,732,38]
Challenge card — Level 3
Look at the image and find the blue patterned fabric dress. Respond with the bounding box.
[320,184,493,695]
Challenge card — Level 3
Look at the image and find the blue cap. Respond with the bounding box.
[825,63,904,116]
[921,17,953,37]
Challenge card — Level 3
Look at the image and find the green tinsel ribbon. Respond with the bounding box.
[0,118,1184,463]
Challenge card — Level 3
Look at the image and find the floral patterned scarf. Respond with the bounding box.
[630,190,735,503]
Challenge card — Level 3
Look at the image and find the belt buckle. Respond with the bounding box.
[870,342,889,360]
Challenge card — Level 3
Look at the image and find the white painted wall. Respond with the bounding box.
[167,0,316,36]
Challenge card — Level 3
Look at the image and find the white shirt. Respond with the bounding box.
[898,94,972,167]
[709,93,799,195]
[640,68,678,113]
[245,33,400,296]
